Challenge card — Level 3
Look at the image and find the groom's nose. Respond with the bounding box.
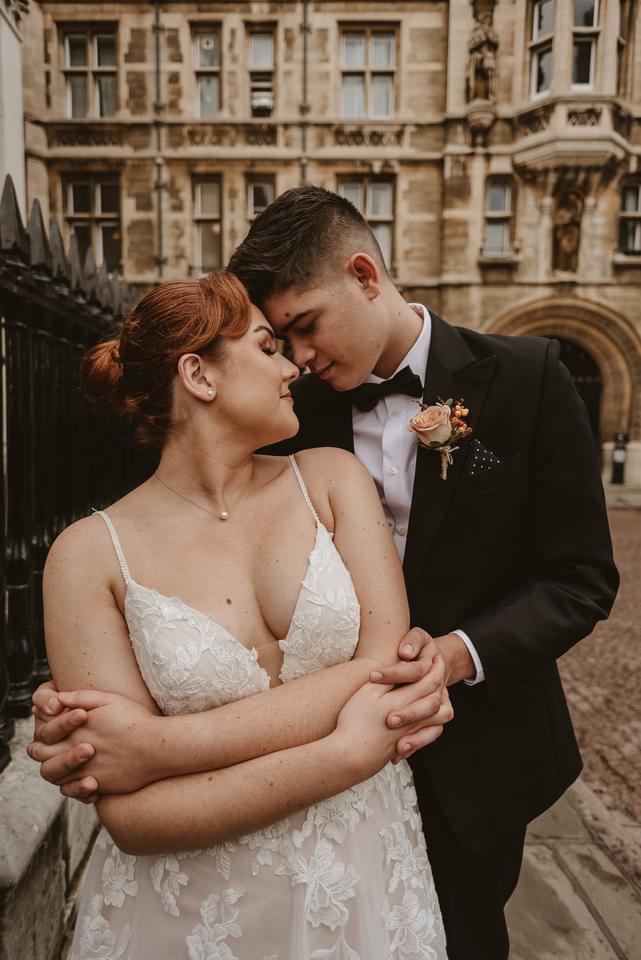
[291,341,315,369]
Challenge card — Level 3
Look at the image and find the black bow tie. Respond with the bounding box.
[349,366,423,412]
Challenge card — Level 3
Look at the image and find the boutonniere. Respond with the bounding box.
[408,398,473,480]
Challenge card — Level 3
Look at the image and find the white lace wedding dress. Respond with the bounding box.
[70,456,448,960]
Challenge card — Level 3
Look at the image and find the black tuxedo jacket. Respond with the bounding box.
[273,314,618,854]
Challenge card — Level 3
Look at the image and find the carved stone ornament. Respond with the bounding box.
[517,104,554,137]
[567,108,601,127]
[553,191,584,273]
[3,0,30,26]
[466,13,498,102]
[333,126,404,148]
[186,124,277,148]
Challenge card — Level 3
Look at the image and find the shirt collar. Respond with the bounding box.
[363,304,432,385]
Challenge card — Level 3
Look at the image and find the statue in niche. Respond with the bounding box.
[466,13,498,102]
[553,192,584,273]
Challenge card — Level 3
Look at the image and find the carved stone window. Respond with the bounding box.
[338,178,394,267]
[63,29,117,119]
[482,180,514,256]
[64,176,121,272]
[619,184,641,255]
[340,28,396,120]
[572,0,599,88]
[248,30,275,118]
[247,177,275,220]
[529,0,554,97]
[194,180,222,272]
[193,29,221,120]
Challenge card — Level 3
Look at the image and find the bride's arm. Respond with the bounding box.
[42,480,445,854]
[35,457,445,795]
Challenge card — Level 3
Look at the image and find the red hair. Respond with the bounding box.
[82,272,252,446]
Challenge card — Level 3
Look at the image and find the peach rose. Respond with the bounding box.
[408,404,452,446]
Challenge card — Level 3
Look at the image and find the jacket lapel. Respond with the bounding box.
[403,315,496,589]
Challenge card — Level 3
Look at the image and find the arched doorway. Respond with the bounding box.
[555,338,602,445]
[486,297,641,444]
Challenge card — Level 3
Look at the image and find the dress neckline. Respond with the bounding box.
[123,520,333,686]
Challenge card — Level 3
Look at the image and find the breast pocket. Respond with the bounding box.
[458,453,522,499]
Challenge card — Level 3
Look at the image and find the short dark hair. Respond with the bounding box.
[227,185,386,306]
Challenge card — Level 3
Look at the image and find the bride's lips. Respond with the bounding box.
[280,393,294,403]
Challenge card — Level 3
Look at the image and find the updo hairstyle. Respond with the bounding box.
[82,272,252,447]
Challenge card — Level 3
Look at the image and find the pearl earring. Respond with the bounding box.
[207,388,214,398]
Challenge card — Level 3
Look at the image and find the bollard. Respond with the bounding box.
[611,433,627,485]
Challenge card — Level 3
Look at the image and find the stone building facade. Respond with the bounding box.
[21,0,641,481]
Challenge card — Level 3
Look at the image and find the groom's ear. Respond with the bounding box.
[349,253,382,302]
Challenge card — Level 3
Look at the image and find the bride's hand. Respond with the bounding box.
[28,690,158,799]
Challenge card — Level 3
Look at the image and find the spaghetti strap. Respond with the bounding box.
[93,509,132,585]
[288,454,320,524]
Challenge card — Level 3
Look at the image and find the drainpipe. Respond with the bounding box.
[299,0,310,184]
[153,0,165,277]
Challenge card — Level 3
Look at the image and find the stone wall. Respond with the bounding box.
[0,720,97,960]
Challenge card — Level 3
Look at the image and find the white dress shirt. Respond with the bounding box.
[352,304,485,685]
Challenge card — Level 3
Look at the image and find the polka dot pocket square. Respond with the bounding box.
[464,439,502,477]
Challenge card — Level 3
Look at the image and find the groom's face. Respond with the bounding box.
[263,279,387,392]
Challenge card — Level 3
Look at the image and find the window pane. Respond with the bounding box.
[250,33,274,69]
[250,182,274,216]
[71,222,91,263]
[534,46,553,93]
[486,183,510,213]
[198,75,219,119]
[340,182,364,212]
[199,221,222,270]
[371,223,392,267]
[371,74,393,117]
[100,223,121,272]
[67,35,87,67]
[99,183,119,214]
[622,186,641,212]
[572,39,593,84]
[369,182,392,217]
[342,75,365,118]
[342,33,365,69]
[575,0,597,27]
[620,219,641,253]
[68,75,88,118]
[96,35,117,67]
[371,34,394,69]
[196,182,220,216]
[97,74,117,116]
[70,183,92,214]
[533,0,554,38]
[198,34,220,68]
[251,75,274,116]
[484,221,509,254]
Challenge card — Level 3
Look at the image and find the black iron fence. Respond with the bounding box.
[0,174,154,771]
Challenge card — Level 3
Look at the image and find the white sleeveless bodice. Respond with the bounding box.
[70,456,447,960]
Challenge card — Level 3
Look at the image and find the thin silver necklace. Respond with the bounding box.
[154,473,230,521]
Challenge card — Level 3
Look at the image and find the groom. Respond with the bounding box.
[225,186,619,959]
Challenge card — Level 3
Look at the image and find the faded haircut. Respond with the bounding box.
[226,185,387,307]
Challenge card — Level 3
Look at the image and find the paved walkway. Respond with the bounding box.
[507,784,641,959]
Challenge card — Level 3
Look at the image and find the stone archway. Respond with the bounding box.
[487,297,641,444]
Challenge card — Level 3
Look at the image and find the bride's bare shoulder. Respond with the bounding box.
[45,484,147,574]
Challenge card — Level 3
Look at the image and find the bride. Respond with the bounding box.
[41,272,450,959]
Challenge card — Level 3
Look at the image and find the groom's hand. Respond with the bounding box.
[29,684,157,801]
[369,627,452,758]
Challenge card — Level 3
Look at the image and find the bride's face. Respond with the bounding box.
[208,305,300,447]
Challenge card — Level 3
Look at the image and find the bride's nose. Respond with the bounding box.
[282,356,300,384]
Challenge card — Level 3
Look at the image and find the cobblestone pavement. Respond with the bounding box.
[559,506,641,892]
